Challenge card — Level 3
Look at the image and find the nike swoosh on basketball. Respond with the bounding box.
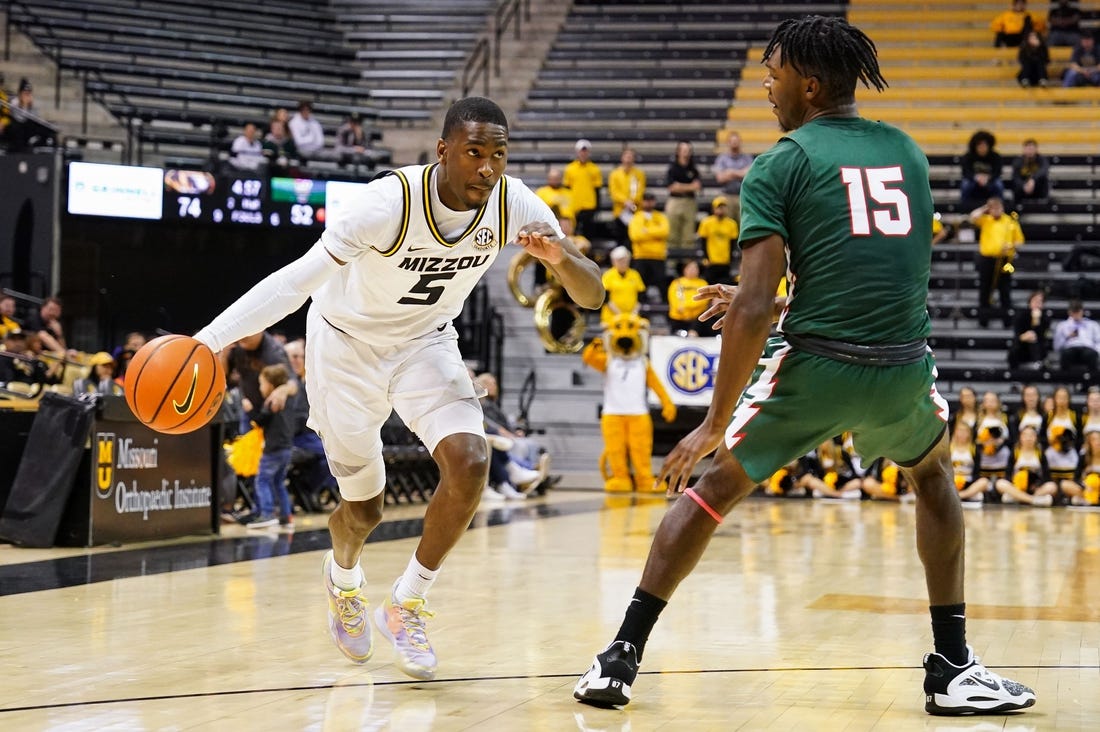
[173,364,199,414]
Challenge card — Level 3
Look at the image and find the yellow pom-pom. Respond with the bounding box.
[1013,469,1030,491]
[954,474,967,491]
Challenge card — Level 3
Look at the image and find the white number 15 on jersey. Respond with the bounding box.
[840,166,912,237]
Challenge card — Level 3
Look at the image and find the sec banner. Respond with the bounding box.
[648,335,721,407]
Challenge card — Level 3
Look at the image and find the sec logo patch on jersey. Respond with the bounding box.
[473,227,495,250]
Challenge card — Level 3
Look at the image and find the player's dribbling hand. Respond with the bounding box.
[516,221,564,265]
[694,283,737,329]
[656,421,725,496]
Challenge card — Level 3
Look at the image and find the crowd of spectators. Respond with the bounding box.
[532,136,754,332]
[992,1,1100,87]
[227,100,381,175]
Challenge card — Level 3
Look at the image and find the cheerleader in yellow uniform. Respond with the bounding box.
[995,426,1056,506]
[1065,431,1100,506]
[950,422,991,504]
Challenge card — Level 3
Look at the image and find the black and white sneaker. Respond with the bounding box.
[573,641,639,708]
[924,646,1036,715]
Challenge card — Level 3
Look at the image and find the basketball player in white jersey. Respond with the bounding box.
[195,97,603,678]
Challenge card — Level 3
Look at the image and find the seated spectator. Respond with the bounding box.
[960,130,1004,210]
[230,122,265,171]
[628,191,671,302]
[263,119,298,171]
[1011,139,1050,201]
[0,330,62,385]
[3,78,55,152]
[1063,34,1100,86]
[111,331,146,382]
[1009,290,1050,369]
[991,0,1045,48]
[475,371,554,494]
[288,100,324,159]
[72,352,124,396]
[1053,299,1100,372]
[22,295,67,353]
[0,293,21,339]
[335,112,370,168]
[1017,31,1050,86]
[696,196,739,284]
[601,245,646,325]
[666,259,708,336]
[1047,0,1083,47]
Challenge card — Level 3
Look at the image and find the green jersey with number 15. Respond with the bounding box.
[738,116,933,345]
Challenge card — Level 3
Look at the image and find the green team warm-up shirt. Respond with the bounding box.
[738,117,934,346]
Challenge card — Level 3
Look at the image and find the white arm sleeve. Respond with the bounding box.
[193,241,342,353]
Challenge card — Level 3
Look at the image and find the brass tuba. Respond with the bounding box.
[534,286,588,353]
[507,250,540,308]
[508,249,589,352]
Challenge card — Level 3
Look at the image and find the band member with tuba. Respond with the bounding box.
[970,195,1024,328]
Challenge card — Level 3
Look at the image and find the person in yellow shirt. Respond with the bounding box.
[601,246,646,324]
[931,212,950,245]
[991,0,1046,48]
[535,168,575,227]
[608,146,646,246]
[0,294,22,340]
[696,196,739,284]
[970,196,1024,327]
[667,260,708,336]
[627,192,670,301]
[564,139,603,237]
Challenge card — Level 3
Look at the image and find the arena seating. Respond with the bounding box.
[7,0,497,165]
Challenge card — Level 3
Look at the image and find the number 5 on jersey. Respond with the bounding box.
[399,272,457,305]
[840,166,912,237]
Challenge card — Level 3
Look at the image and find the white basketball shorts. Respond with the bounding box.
[303,305,485,477]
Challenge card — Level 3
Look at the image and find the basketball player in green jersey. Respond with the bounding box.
[575,16,1036,716]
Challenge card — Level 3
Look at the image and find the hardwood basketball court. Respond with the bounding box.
[1,492,1097,730]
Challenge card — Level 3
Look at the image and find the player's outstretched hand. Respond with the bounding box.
[657,421,725,496]
[694,283,737,330]
[516,221,564,265]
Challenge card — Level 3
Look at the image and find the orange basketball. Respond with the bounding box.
[124,334,226,434]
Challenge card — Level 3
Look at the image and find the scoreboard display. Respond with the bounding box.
[66,162,372,229]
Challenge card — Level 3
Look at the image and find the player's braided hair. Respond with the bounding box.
[762,15,887,104]
[441,96,509,138]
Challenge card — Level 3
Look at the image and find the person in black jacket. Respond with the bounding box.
[1009,290,1051,369]
[960,130,1005,210]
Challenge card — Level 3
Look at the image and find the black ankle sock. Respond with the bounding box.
[930,603,968,665]
[614,588,667,662]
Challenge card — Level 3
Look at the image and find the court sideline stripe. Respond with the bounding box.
[0,664,1088,714]
[0,497,609,597]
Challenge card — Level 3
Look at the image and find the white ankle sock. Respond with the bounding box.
[394,555,438,603]
[329,557,363,591]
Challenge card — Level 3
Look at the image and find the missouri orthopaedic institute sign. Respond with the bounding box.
[88,417,213,545]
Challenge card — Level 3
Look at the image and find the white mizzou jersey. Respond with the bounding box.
[313,163,562,346]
